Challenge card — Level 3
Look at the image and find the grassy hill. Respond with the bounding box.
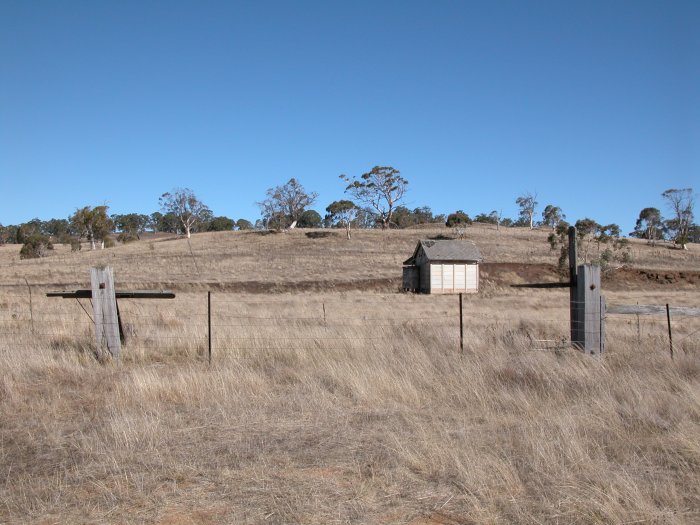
[1,226,699,524]
[1,223,698,291]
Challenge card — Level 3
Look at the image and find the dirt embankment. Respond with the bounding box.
[3,265,697,295]
[481,263,700,291]
[607,267,699,290]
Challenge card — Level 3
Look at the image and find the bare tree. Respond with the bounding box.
[662,188,695,249]
[489,210,502,231]
[159,188,211,239]
[340,166,407,229]
[257,178,318,231]
[516,192,538,229]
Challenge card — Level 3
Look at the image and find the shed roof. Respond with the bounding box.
[404,239,482,265]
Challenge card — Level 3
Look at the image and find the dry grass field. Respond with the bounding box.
[1,225,699,524]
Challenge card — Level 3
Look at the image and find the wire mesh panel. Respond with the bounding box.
[605,306,700,357]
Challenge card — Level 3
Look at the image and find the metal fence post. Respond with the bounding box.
[208,291,212,365]
[666,303,673,360]
[459,293,464,353]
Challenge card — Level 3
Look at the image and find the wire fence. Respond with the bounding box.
[605,307,700,356]
[1,287,696,361]
[0,287,575,359]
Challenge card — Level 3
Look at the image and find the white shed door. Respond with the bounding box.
[442,264,454,290]
[431,263,478,293]
[466,264,478,290]
[454,265,466,290]
[430,264,442,289]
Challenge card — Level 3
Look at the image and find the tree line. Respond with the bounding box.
[0,165,696,259]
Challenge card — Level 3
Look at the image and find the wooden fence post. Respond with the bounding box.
[575,264,602,354]
[90,266,121,360]
[568,226,578,346]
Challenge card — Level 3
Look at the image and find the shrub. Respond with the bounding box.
[117,232,138,244]
[445,210,472,227]
[19,234,53,259]
[298,210,322,228]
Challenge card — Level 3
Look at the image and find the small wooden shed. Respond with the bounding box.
[403,239,482,294]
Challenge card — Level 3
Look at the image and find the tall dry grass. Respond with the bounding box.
[1,284,699,524]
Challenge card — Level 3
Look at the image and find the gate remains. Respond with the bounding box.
[47,266,175,360]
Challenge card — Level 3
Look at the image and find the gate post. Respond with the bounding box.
[575,264,603,354]
[568,227,578,346]
[90,266,121,360]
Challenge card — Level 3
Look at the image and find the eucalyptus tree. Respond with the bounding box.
[516,192,538,229]
[70,205,113,249]
[326,200,358,239]
[340,166,408,229]
[159,188,211,238]
[258,178,318,230]
[662,188,694,249]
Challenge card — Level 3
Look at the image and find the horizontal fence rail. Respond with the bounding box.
[607,304,700,317]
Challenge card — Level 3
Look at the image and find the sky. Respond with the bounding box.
[1,0,698,234]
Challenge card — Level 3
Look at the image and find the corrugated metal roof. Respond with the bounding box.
[404,239,482,265]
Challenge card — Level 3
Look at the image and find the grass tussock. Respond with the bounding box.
[1,301,699,524]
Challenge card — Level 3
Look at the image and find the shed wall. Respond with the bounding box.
[416,250,431,293]
[428,263,479,294]
[402,266,419,291]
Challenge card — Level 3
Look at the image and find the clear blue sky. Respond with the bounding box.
[1,0,698,234]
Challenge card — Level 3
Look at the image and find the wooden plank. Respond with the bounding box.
[607,304,700,317]
[511,282,570,289]
[47,290,176,299]
[113,291,176,299]
[91,267,121,360]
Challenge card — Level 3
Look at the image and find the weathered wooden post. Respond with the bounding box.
[575,264,604,354]
[568,226,578,345]
[90,266,121,360]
